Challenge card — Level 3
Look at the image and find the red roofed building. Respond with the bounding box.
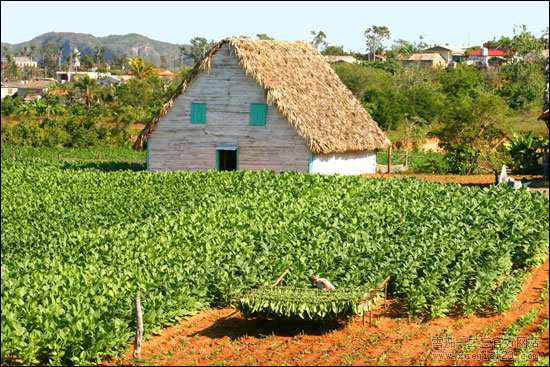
[467,49,509,57]
[467,48,510,67]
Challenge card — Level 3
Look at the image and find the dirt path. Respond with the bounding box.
[103,258,549,366]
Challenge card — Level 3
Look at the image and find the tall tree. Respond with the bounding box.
[177,44,195,67]
[391,39,416,54]
[321,45,346,56]
[160,55,168,69]
[256,33,274,40]
[510,25,543,58]
[189,37,209,62]
[364,25,391,61]
[310,30,328,51]
[127,57,154,79]
[29,45,36,60]
[94,46,105,66]
[73,75,98,109]
[541,27,549,46]
[41,41,63,77]
[415,35,429,51]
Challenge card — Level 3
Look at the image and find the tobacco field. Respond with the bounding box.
[1,147,548,365]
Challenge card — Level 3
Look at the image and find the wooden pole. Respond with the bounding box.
[387,146,392,175]
[384,282,387,311]
[273,269,290,287]
[133,292,143,359]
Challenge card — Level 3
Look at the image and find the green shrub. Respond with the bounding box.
[415,155,448,174]
[0,118,130,148]
[445,144,480,174]
[1,95,21,116]
[1,122,46,147]
[499,62,545,110]
[507,131,548,173]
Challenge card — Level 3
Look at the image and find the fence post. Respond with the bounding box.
[387,146,392,174]
[133,292,143,359]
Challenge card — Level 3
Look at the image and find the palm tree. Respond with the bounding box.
[74,75,98,109]
[127,57,154,79]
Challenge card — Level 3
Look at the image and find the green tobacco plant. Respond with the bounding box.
[238,286,384,321]
[1,146,548,364]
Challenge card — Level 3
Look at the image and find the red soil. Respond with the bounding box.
[367,173,545,186]
[103,258,549,366]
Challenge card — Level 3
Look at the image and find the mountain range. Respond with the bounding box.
[1,32,195,67]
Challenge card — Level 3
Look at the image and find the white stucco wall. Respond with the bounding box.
[309,151,377,175]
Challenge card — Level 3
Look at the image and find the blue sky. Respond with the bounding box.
[1,1,548,52]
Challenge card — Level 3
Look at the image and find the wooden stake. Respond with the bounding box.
[133,292,143,359]
[387,146,392,175]
[384,282,388,311]
[273,268,290,287]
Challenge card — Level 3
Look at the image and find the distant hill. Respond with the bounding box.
[1,32,195,67]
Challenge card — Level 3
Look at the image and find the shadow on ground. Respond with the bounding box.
[62,161,146,172]
[190,314,346,340]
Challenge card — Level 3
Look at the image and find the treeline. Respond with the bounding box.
[334,60,547,174]
[1,60,190,148]
[335,60,545,132]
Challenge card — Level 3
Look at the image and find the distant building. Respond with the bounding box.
[423,45,465,64]
[155,69,176,77]
[13,56,37,68]
[1,82,18,100]
[466,48,510,67]
[1,79,55,100]
[97,74,134,85]
[56,71,96,83]
[324,55,359,64]
[400,53,447,68]
[56,71,118,83]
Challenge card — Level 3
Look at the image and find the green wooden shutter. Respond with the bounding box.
[250,103,267,126]
[191,103,206,124]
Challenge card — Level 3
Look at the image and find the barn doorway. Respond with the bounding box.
[216,147,238,171]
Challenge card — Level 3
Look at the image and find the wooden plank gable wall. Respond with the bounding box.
[148,43,310,172]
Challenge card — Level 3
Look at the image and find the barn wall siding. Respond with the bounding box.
[148,43,309,172]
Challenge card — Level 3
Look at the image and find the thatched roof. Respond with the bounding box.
[133,38,390,154]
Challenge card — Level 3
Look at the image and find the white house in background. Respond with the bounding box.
[135,38,390,175]
[56,71,135,84]
[56,71,98,83]
[97,74,134,85]
[1,79,56,100]
[13,56,38,68]
[1,82,18,100]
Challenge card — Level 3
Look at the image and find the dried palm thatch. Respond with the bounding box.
[133,38,390,154]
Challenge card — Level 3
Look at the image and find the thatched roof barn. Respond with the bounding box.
[137,38,389,175]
